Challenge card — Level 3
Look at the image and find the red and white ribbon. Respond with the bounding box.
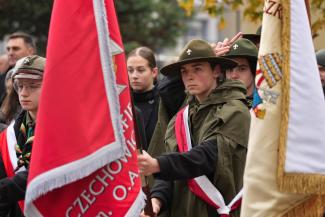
[175,105,242,216]
[0,122,25,210]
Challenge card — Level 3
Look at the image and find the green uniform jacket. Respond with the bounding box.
[147,99,170,188]
[148,96,187,217]
[164,79,250,217]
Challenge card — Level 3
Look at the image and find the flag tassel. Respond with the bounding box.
[278,174,325,194]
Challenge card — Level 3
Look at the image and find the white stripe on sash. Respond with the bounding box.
[6,121,26,173]
[181,106,242,215]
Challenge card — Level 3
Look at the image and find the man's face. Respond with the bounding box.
[319,65,325,87]
[226,57,254,96]
[181,61,219,102]
[6,38,34,66]
[14,78,42,117]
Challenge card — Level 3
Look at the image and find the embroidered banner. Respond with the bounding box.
[242,0,325,216]
[24,0,144,216]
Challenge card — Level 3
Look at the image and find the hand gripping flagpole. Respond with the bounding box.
[130,94,155,217]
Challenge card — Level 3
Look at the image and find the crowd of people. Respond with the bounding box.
[0,28,324,217]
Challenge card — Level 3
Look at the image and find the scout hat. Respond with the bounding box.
[225,38,258,60]
[316,49,325,67]
[225,38,258,75]
[12,55,45,80]
[242,25,262,45]
[160,39,237,76]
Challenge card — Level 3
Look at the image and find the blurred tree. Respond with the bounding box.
[309,0,325,38]
[178,0,325,38]
[116,0,189,53]
[0,0,53,55]
[0,0,189,55]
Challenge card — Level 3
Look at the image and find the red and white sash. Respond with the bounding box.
[0,122,25,210]
[174,106,242,216]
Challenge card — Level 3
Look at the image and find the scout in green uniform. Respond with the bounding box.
[225,38,258,108]
[138,39,250,217]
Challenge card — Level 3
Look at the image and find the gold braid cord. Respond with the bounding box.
[258,53,283,88]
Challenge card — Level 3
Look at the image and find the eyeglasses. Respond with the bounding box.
[13,81,42,93]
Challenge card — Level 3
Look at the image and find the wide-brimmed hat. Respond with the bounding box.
[316,49,325,67]
[225,38,258,60]
[242,25,262,44]
[225,38,258,75]
[160,39,237,76]
[12,55,45,80]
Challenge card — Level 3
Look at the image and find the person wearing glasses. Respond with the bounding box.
[0,55,45,217]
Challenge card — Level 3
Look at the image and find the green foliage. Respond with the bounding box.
[178,0,325,38]
[0,0,53,55]
[115,0,189,53]
[243,0,264,22]
[0,0,188,55]
[242,0,325,39]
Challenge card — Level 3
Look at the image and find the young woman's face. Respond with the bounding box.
[181,61,219,103]
[127,55,157,93]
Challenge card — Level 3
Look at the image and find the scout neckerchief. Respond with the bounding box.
[175,105,243,216]
[15,112,35,171]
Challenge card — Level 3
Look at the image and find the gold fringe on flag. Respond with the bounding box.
[279,173,325,194]
[277,0,291,192]
[277,0,291,191]
[282,195,325,217]
[278,0,325,196]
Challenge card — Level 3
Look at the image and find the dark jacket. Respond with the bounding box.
[146,75,186,187]
[133,86,159,147]
[151,80,251,217]
[144,76,186,217]
[147,74,186,159]
[134,106,148,151]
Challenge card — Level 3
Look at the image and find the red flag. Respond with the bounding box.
[24,0,145,216]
